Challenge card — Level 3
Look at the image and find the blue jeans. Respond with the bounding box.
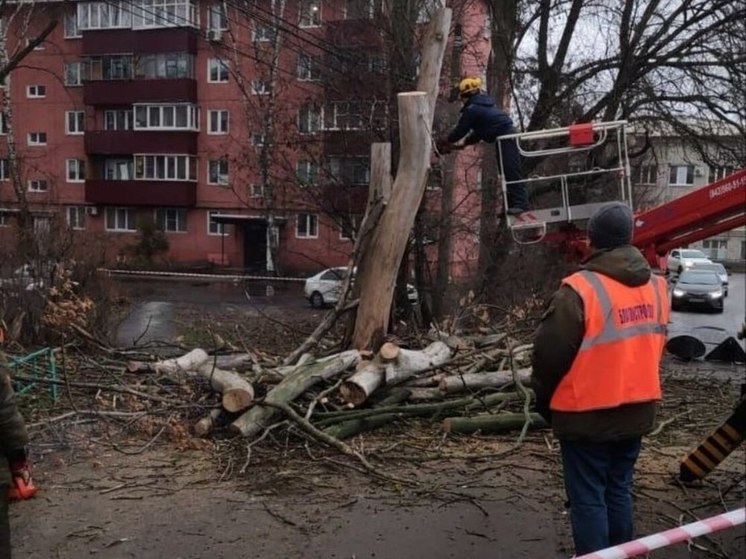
[560,437,642,555]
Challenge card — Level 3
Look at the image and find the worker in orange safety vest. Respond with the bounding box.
[531,202,669,555]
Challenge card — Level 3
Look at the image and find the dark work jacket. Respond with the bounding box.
[447,94,515,145]
[0,352,29,485]
[531,246,661,442]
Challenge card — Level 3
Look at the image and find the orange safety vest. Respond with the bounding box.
[550,270,669,412]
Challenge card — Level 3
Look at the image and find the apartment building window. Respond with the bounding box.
[346,0,381,19]
[64,62,83,86]
[104,159,133,180]
[636,164,658,185]
[251,80,270,95]
[299,1,321,27]
[105,109,134,130]
[329,50,386,74]
[208,110,229,134]
[82,55,134,80]
[250,184,264,198]
[28,132,47,146]
[0,214,8,227]
[709,165,735,183]
[324,101,364,130]
[251,134,265,147]
[132,0,198,29]
[298,104,321,134]
[208,58,229,82]
[28,179,49,192]
[339,215,360,240]
[64,10,81,38]
[668,165,694,186]
[296,213,318,238]
[135,53,195,79]
[0,159,9,181]
[329,156,370,185]
[27,85,46,98]
[208,3,228,30]
[253,23,277,42]
[67,207,86,230]
[78,2,132,30]
[155,208,187,232]
[67,159,86,182]
[105,207,137,231]
[0,114,7,135]
[296,160,319,185]
[208,159,229,185]
[135,104,198,130]
[134,155,197,181]
[66,111,85,135]
[297,54,321,81]
[701,239,727,260]
[207,210,227,235]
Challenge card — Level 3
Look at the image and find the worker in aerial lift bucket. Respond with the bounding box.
[437,76,530,215]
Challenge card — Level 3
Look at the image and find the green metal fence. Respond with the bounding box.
[8,348,58,401]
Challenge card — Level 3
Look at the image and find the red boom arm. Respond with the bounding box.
[543,169,746,268]
[633,169,746,269]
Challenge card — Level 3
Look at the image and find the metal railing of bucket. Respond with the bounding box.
[8,347,58,401]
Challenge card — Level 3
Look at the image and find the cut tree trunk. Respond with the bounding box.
[194,409,223,438]
[230,350,360,439]
[126,349,254,412]
[196,363,254,412]
[443,413,548,435]
[339,341,453,406]
[350,9,451,351]
[438,367,532,394]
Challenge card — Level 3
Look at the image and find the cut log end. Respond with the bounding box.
[379,342,401,361]
[339,382,367,407]
[222,388,254,413]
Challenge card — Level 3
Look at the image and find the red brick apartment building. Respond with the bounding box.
[0,0,490,275]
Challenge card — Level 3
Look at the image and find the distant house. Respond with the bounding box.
[631,122,745,264]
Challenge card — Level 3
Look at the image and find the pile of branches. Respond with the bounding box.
[11,331,547,468]
[121,331,545,448]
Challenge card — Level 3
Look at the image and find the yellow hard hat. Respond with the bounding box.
[458,77,482,96]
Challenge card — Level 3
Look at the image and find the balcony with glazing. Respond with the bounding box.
[85,104,198,155]
[85,154,197,207]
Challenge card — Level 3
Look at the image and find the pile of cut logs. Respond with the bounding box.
[126,332,547,442]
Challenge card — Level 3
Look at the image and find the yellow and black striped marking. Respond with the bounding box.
[679,398,746,482]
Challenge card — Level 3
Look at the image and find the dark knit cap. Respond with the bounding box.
[588,202,634,249]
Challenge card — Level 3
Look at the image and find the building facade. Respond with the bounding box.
[0,0,492,276]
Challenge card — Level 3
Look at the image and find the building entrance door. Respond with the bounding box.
[243,220,267,273]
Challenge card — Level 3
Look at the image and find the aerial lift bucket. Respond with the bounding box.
[497,120,633,245]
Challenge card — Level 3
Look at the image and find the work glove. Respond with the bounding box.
[9,459,38,501]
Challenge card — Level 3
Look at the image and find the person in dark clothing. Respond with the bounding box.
[438,77,530,214]
[0,348,33,558]
[531,202,669,555]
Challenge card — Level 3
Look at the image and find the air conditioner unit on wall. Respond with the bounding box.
[206,29,223,42]
[86,206,99,216]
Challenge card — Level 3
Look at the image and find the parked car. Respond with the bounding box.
[666,248,711,274]
[671,270,724,313]
[690,262,729,295]
[303,267,419,308]
[0,264,45,291]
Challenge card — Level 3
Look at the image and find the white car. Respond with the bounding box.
[666,249,711,275]
[304,267,419,308]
